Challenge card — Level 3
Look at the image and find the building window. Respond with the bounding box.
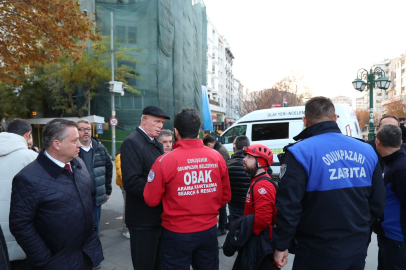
[116,25,126,41]
[212,63,215,73]
[128,27,137,44]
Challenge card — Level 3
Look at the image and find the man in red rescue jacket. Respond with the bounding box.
[144,108,231,270]
[243,144,277,269]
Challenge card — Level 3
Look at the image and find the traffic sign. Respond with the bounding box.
[96,123,103,134]
[110,117,118,127]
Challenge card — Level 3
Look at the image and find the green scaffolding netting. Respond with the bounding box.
[90,0,207,131]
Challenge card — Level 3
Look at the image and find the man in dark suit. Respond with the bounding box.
[9,119,103,270]
[366,115,406,270]
[121,106,170,270]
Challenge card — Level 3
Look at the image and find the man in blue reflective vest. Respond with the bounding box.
[375,124,406,269]
[273,96,385,270]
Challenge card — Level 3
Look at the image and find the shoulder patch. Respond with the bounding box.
[258,188,267,195]
[148,169,155,182]
[279,164,287,179]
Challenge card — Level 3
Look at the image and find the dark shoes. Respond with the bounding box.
[217,229,227,236]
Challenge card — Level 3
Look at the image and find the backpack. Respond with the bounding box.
[250,176,279,207]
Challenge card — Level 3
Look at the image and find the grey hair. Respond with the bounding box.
[43,119,78,150]
[77,119,90,125]
[377,124,402,148]
[158,129,173,139]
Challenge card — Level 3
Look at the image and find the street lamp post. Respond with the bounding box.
[352,67,391,140]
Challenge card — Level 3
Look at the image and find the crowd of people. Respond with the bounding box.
[0,96,405,270]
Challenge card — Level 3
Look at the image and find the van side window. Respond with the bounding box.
[221,125,247,144]
[252,122,289,141]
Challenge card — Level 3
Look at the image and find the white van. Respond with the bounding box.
[218,104,361,176]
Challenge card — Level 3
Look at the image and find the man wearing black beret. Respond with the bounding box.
[121,106,170,270]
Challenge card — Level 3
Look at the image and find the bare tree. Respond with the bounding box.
[235,72,312,117]
[355,109,370,128]
[385,100,406,118]
[272,72,312,107]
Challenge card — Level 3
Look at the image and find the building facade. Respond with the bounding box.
[224,46,235,127]
[79,0,207,154]
[382,53,406,112]
[331,96,352,106]
[355,97,366,110]
[231,78,243,122]
[206,17,237,131]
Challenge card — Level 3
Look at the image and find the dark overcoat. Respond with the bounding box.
[9,150,103,270]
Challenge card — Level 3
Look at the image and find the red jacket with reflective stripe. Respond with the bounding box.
[244,173,277,237]
[144,139,231,233]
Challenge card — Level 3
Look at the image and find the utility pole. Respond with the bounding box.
[111,12,116,159]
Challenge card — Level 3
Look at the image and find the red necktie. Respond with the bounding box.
[64,164,73,175]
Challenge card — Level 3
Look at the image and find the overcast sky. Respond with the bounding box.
[203,0,406,105]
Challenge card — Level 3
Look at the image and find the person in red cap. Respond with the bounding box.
[144,108,231,270]
[242,144,277,269]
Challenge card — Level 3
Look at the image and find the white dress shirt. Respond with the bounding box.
[44,150,71,168]
[81,141,93,152]
[138,126,154,141]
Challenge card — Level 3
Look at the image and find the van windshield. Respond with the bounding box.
[221,125,247,144]
[252,122,289,141]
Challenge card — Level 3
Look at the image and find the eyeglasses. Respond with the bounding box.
[78,128,92,132]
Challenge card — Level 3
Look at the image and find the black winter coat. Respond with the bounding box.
[366,139,406,171]
[79,138,113,206]
[400,123,406,144]
[9,150,103,269]
[214,142,230,162]
[121,127,164,228]
[227,150,251,208]
[0,224,10,270]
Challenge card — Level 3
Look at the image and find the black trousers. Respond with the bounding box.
[292,247,367,270]
[129,227,162,270]
[218,206,227,231]
[161,225,218,270]
[377,233,406,270]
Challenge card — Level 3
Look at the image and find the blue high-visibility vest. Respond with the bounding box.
[289,133,378,192]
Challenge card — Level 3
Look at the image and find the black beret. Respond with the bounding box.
[142,106,170,120]
[399,117,406,121]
